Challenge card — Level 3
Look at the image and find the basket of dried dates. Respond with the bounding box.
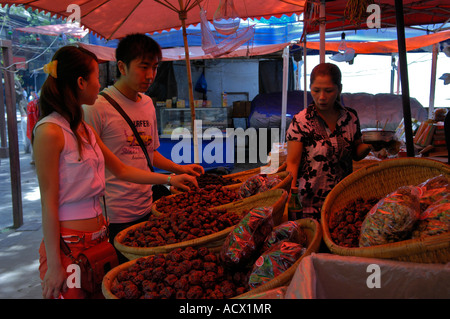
[114,189,289,260]
[170,172,242,194]
[152,184,240,216]
[321,157,450,264]
[171,169,291,196]
[102,217,321,299]
[153,172,291,216]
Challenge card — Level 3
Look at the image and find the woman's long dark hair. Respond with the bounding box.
[38,45,98,155]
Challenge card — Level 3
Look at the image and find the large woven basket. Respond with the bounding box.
[222,161,287,182]
[352,158,382,171]
[103,217,321,300]
[321,157,450,264]
[114,189,288,260]
[157,171,292,215]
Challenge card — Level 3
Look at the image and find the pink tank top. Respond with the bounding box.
[34,112,105,221]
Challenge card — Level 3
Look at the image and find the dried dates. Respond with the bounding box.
[121,207,243,247]
[156,184,240,214]
[328,197,379,247]
[111,247,250,299]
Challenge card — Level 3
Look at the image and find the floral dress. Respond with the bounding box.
[286,103,362,219]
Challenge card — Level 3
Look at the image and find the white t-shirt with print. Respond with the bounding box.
[83,86,160,223]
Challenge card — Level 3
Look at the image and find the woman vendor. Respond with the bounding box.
[286,63,372,220]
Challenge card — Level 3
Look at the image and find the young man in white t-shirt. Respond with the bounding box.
[83,34,204,262]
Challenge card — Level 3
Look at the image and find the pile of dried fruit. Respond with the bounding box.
[155,184,240,214]
[110,247,250,299]
[185,173,241,189]
[121,207,243,247]
[328,197,379,247]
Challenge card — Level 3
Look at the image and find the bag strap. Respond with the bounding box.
[99,91,154,172]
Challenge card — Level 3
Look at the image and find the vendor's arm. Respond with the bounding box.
[33,123,68,299]
[353,138,372,161]
[91,128,199,191]
[286,140,303,188]
[153,150,204,176]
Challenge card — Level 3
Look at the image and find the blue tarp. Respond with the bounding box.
[89,14,443,52]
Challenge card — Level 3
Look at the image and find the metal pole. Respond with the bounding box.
[394,0,415,157]
[280,46,289,146]
[319,0,325,63]
[428,43,438,119]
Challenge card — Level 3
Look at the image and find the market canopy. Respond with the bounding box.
[305,29,450,54]
[16,22,89,38]
[0,0,305,40]
[300,0,450,33]
[79,41,293,62]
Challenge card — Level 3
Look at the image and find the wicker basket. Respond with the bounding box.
[103,217,321,300]
[222,161,287,182]
[114,189,288,260]
[352,158,382,171]
[321,157,450,264]
[157,171,292,215]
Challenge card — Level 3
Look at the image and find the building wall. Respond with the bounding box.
[173,58,259,107]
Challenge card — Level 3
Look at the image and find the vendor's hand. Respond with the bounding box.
[180,164,204,177]
[171,174,198,191]
[42,264,68,299]
[386,140,401,155]
[369,141,386,152]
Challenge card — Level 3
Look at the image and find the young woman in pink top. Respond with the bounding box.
[33,45,197,299]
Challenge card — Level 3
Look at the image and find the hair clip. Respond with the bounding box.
[43,60,58,79]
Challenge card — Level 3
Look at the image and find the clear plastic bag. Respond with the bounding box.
[417,174,450,213]
[248,240,305,290]
[220,207,274,269]
[238,174,282,198]
[359,186,421,247]
[412,193,450,238]
[262,221,306,251]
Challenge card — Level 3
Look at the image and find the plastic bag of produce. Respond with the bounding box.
[239,174,282,198]
[220,207,274,269]
[248,241,305,289]
[417,174,450,212]
[262,221,307,251]
[412,193,450,238]
[359,186,421,247]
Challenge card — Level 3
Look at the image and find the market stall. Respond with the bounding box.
[102,171,327,299]
[96,156,449,299]
[3,1,449,301]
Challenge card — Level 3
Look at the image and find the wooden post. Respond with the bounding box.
[1,39,23,228]
[179,9,200,164]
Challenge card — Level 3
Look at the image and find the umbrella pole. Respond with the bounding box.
[395,0,414,157]
[428,43,438,119]
[319,0,326,63]
[180,14,200,164]
[281,45,289,146]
